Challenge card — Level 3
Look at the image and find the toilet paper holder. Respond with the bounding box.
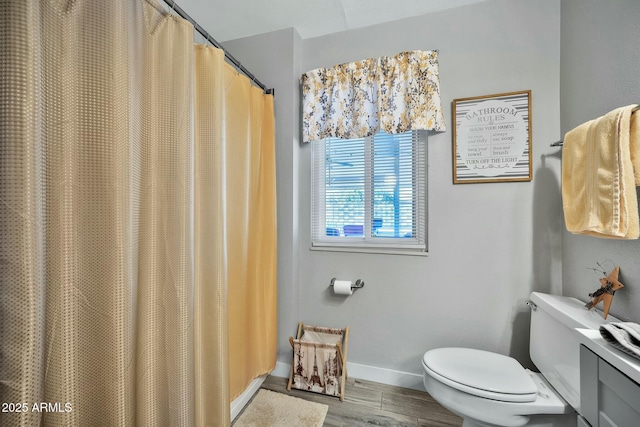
[330,277,365,290]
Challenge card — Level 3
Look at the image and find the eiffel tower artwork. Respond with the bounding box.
[294,343,304,378]
[308,346,324,393]
[323,352,340,396]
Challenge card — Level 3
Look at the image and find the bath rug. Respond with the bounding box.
[234,389,328,427]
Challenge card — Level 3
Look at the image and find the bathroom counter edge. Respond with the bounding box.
[576,328,640,384]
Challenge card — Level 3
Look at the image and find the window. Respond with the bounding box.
[311,130,427,253]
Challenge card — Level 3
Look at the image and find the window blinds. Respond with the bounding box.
[311,130,427,252]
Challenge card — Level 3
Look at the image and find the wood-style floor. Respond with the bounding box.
[236,375,463,427]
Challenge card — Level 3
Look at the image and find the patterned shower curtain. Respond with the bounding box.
[0,1,276,426]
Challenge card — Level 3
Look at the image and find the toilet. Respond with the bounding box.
[422,292,618,427]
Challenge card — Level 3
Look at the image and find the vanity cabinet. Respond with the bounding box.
[580,345,640,427]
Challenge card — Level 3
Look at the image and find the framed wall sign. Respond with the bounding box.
[452,90,532,184]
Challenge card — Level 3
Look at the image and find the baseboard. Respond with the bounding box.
[271,361,292,378]
[271,360,425,391]
[230,374,267,421]
[230,362,424,423]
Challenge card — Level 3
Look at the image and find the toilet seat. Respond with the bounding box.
[422,348,538,403]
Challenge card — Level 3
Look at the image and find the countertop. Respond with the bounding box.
[576,328,640,384]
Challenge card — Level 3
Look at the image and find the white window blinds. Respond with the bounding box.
[311,130,427,252]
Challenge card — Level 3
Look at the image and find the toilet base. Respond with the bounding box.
[423,369,575,427]
[460,412,576,427]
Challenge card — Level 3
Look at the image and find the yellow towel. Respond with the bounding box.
[562,105,639,239]
[631,108,640,185]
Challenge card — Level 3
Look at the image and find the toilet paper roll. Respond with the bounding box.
[333,280,353,296]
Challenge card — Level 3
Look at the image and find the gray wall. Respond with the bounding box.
[224,0,573,379]
[296,0,561,376]
[182,0,640,385]
[208,0,640,382]
[560,0,640,322]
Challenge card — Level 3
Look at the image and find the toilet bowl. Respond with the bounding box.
[422,292,618,427]
[422,348,574,427]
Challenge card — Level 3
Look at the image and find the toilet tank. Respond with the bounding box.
[528,292,619,414]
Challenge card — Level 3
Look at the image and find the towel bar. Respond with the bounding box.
[551,104,640,147]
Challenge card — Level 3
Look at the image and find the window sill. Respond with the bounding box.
[309,245,429,257]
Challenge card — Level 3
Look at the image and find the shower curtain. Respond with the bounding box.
[195,46,278,404]
[0,1,276,426]
[222,62,278,399]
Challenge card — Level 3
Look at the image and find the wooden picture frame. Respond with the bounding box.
[452,90,532,184]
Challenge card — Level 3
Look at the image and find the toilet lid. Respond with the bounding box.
[423,348,538,403]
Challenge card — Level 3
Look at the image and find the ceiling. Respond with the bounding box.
[174,0,487,42]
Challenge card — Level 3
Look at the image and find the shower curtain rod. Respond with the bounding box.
[162,0,274,95]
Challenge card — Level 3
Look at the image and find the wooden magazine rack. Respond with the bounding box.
[287,322,349,401]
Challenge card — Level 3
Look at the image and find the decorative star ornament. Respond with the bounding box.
[585,266,624,319]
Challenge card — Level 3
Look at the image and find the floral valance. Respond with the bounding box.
[301,50,446,143]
